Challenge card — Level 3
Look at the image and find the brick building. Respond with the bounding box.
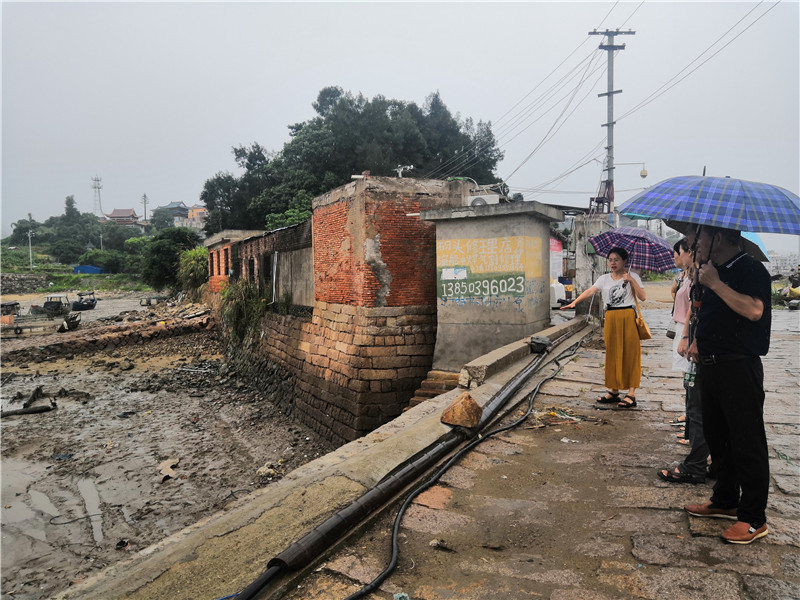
[207,177,560,444]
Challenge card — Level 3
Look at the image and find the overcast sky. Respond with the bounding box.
[2,1,798,253]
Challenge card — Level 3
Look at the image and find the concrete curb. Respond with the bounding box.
[57,317,589,600]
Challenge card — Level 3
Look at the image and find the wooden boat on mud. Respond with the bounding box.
[0,311,80,338]
[30,294,72,317]
[1,301,21,317]
[72,291,97,311]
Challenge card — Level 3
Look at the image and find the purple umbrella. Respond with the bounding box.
[590,226,675,272]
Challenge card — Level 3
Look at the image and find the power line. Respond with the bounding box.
[618,0,778,122]
[503,52,607,181]
[421,3,632,182]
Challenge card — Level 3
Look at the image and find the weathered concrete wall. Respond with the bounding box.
[235,221,314,305]
[226,302,436,445]
[276,247,313,307]
[422,201,564,372]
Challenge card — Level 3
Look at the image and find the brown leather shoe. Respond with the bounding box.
[722,521,769,544]
[684,501,737,520]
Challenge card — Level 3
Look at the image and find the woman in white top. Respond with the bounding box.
[561,247,646,408]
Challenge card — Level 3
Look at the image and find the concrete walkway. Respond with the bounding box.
[59,307,800,600]
[282,308,800,600]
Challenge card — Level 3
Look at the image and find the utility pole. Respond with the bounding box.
[589,28,635,219]
[141,193,149,221]
[27,230,35,270]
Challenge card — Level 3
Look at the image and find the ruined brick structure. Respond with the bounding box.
[214,178,464,444]
[205,230,263,293]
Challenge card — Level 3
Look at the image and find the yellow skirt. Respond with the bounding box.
[603,308,641,390]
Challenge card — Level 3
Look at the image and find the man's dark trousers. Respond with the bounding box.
[696,356,769,527]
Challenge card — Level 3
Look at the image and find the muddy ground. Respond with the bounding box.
[0,282,676,599]
[0,297,336,600]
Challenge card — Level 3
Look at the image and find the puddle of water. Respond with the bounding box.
[29,488,61,517]
[77,477,103,544]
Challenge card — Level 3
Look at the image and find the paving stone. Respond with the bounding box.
[438,465,477,489]
[550,590,620,600]
[400,504,473,535]
[598,511,685,535]
[598,567,743,600]
[321,554,401,595]
[573,539,627,558]
[742,575,800,600]
[607,485,702,509]
[768,494,800,517]
[781,552,800,577]
[765,516,800,547]
[460,556,584,585]
[472,437,522,456]
[458,451,508,471]
[413,485,452,510]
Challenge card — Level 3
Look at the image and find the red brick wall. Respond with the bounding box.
[313,200,354,304]
[208,242,234,293]
[313,187,436,307]
[227,302,436,444]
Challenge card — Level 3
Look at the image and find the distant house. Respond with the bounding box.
[159,201,189,219]
[106,208,140,225]
[174,203,206,234]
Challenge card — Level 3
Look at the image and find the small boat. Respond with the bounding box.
[1,301,20,317]
[72,291,97,311]
[30,294,72,317]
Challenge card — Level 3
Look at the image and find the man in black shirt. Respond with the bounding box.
[682,225,772,544]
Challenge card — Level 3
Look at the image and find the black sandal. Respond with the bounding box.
[617,395,637,408]
[596,392,620,404]
[657,466,705,484]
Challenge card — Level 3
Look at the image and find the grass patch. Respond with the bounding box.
[34,273,153,293]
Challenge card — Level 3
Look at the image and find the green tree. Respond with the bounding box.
[51,239,86,264]
[199,87,503,235]
[122,236,150,273]
[8,214,40,246]
[178,246,209,300]
[141,228,202,290]
[76,249,128,273]
[150,207,174,231]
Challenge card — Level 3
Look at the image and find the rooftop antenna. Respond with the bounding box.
[393,165,414,178]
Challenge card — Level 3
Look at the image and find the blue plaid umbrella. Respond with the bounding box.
[589,226,675,272]
[619,176,800,235]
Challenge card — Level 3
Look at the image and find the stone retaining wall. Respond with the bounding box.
[1,273,48,295]
[226,302,436,445]
[1,316,216,363]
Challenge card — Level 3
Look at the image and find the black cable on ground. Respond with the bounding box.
[343,341,584,600]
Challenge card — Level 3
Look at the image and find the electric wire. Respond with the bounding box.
[437,53,608,185]
[421,1,627,183]
[422,50,602,182]
[618,0,779,122]
[503,52,606,182]
[343,341,585,600]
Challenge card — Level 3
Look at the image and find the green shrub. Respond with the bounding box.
[220,280,269,341]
